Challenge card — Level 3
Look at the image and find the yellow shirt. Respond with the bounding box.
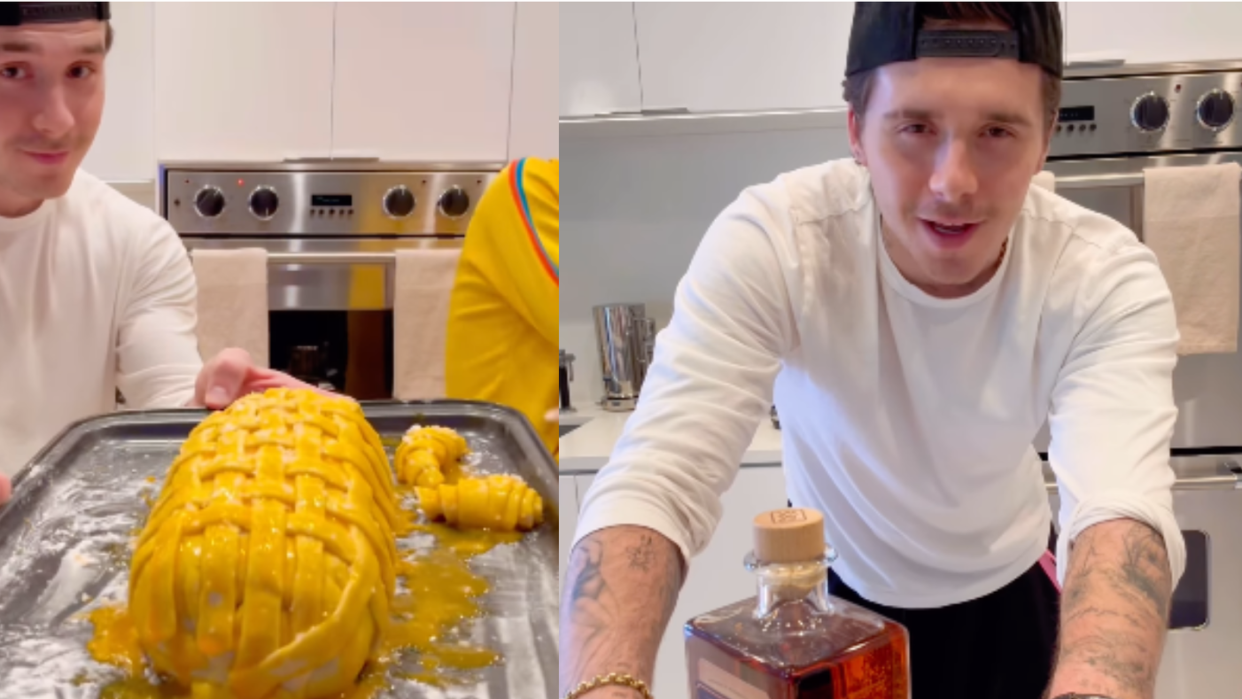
[445,158,559,457]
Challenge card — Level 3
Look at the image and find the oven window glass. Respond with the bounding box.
[269,310,394,401]
[1169,529,1208,630]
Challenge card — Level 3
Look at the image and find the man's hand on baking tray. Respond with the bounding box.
[189,348,345,410]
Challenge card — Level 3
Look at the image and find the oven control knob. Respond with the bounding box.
[438,186,470,218]
[1130,92,1170,132]
[249,186,279,220]
[383,185,416,218]
[1197,88,1235,131]
[193,186,225,218]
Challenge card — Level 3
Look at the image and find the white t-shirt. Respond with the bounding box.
[0,170,202,478]
[574,158,1187,608]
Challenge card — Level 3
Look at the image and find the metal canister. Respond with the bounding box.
[592,303,656,411]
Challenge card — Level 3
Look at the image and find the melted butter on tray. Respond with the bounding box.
[370,549,500,690]
[412,521,524,557]
[87,510,526,697]
[85,606,143,675]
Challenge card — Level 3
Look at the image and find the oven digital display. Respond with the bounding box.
[1058,105,1096,123]
[311,194,353,207]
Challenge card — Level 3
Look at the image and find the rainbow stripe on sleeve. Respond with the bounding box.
[508,158,559,284]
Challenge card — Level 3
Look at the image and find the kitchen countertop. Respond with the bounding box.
[558,404,783,474]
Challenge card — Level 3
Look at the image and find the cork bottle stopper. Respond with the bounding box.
[753,508,825,563]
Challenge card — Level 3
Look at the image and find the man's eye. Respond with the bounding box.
[69,65,95,79]
[0,66,27,80]
[901,124,930,134]
[986,127,1013,139]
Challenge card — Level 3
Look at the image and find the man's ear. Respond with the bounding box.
[847,107,867,166]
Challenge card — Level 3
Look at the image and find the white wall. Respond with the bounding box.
[561,125,854,407]
[83,2,154,183]
[108,182,159,212]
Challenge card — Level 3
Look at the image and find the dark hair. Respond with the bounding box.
[104,20,113,51]
[841,3,1061,127]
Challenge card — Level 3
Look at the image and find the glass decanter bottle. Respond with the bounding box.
[684,507,910,699]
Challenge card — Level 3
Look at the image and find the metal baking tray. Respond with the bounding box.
[0,400,559,699]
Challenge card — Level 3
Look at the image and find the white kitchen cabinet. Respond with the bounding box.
[85,2,155,182]
[508,2,559,160]
[560,2,642,117]
[332,2,513,161]
[559,475,579,595]
[153,2,334,162]
[634,2,855,113]
[1065,2,1242,65]
[573,465,788,698]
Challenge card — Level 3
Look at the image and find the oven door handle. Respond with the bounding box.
[1045,460,1242,492]
[1052,172,1147,189]
[265,251,396,265]
[1053,167,1242,190]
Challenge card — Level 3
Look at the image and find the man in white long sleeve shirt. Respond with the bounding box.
[563,4,1185,699]
[0,4,319,502]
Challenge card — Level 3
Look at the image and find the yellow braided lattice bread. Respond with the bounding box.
[394,425,470,487]
[128,388,406,699]
[417,474,544,532]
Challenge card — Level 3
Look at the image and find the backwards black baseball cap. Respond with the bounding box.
[0,2,110,27]
[845,2,1062,79]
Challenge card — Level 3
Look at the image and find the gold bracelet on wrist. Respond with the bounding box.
[562,672,654,699]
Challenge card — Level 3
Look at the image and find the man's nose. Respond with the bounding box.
[928,140,978,204]
[31,84,75,138]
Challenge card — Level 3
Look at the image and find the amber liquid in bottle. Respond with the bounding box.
[684,510,910,699]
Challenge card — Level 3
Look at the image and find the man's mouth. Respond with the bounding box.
[22,150,70,165]
[918,218,982,247]
[922,219,979,235]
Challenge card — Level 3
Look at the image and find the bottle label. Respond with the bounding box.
[696,658,771,699]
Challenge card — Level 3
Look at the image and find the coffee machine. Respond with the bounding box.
[593,303,656,411]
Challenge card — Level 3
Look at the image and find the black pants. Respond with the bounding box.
[826,531,1061,699]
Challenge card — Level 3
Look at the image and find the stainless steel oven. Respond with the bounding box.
[159,160,501,400]
[1042,61,1242,698]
